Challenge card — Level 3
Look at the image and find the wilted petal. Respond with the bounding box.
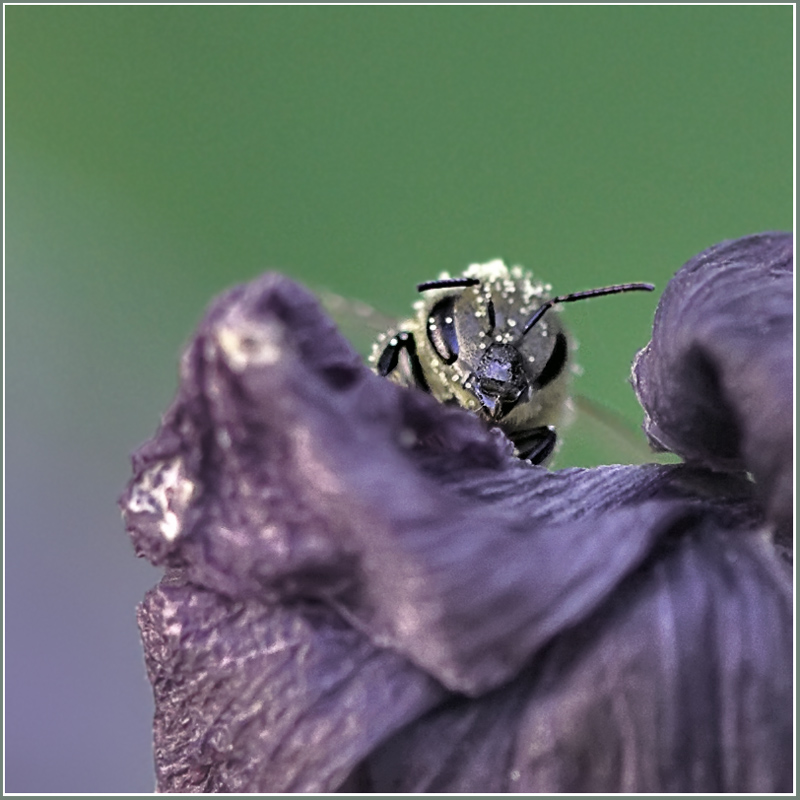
[138,574,446,793]
[122,259,792,793]
[632,232,793,541]
[363,518,792,793]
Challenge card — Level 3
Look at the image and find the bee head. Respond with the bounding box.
[417,270,654,421]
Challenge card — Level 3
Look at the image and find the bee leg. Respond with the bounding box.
[376,331,431,393]
[513,426,557,465]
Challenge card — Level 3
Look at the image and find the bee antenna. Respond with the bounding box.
[520,282,655,338]
[417,277,481,293]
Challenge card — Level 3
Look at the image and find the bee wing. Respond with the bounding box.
[553,394,679,468]
[317,289,399,358]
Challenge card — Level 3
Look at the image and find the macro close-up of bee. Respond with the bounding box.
[363,260,655,465]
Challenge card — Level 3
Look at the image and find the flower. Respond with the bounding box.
[121,232,793,793]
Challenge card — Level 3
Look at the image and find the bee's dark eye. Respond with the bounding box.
[427,296,459,364]
[486,297,496,333]
[533,332,568,389]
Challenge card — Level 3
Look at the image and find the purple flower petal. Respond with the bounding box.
[122,251,792,792]
[364,520,792,793]
[632,232,793,541]
[138,576,446,793]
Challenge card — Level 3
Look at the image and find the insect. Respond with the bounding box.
[369,260,654,465]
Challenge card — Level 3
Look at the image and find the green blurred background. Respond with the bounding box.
[6,6,792,792]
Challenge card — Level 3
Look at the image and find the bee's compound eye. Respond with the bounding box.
[486,297,496,332]
[426,296,459,364]
[532,332,568,389]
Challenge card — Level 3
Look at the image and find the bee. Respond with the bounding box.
[369,260,654,465]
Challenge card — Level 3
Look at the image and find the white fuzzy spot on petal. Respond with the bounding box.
[126,458,196,542]
[217,320,283,372]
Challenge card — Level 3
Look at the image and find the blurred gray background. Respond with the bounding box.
[5,6,792,792]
